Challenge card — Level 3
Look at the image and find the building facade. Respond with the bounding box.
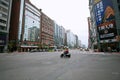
[54,22,65,48]
[112,0,120,51]
[88,17,91,49]
[9,0,24,52]
[21,0,41,51]
[40,12,54,48]
[89,0,99,51]
[89,0,120,52]
[66,30,76,48]
[75,35,79,48]
[0,0,12,52]
[78,40,82,48]
[9,0,41,52]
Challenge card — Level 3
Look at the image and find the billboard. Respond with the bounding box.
[98,21,117,40]
[94,0,117,41]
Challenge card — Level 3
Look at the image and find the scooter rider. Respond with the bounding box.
[60,47,71,58]
[64,47,69,54]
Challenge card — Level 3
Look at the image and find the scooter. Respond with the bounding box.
[60,52,71,58]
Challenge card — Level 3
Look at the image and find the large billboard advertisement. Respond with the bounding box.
[94,0,117,41]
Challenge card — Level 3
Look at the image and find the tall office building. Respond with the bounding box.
[20,0,41,52]
[54,22,65,48]
[0,0,12,52]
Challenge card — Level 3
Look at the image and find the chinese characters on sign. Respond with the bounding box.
[98,21,117,40]
[95,1,104,25]
[94,0,117,42]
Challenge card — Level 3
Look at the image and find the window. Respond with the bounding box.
[2,14,7,18]
[0,25,7,30]
[0,19,7,24]
[0,1,8,7]
[0,7,7,13]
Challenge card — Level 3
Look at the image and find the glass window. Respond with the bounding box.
[23,10,40,43]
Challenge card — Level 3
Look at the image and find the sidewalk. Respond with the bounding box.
[89,49,120,54]
[112,52,120,54]
[0,51,28,56]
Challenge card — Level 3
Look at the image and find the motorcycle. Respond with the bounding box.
[60,51,71,58]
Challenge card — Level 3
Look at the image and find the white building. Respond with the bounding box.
[78,40,82,48]
[66,30,76,48]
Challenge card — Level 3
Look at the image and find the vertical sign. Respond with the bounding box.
[94,0,117,41]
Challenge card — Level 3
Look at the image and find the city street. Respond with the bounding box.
[0,50,120,80]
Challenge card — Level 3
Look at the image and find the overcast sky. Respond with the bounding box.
[30,0,90,47]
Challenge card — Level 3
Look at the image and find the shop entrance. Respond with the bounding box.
[100,42,118,52]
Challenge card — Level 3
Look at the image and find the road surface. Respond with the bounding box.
[0,50,120,80]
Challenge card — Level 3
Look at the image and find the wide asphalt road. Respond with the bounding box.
[0,50,120,80]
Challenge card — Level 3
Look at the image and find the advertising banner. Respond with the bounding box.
[98,21,117,40]
[94,0,117,41]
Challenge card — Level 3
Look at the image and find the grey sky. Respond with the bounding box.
[30,0,90,47]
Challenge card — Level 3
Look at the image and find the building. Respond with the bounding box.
[66,30,76,48]
[89,0,99,51]
[87,17,97,50]
[54,22,65,48]
[78,40,82,48]
[9,0,25,52]
[21,0,41,51]
[61,26,66,47]
[88,17,91,49]
[112,0,120,51]
[0,0,13,52]
[9,0,41,52]
[89,0,120,52]
[40,11,54,49]
[75,35,79,48]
